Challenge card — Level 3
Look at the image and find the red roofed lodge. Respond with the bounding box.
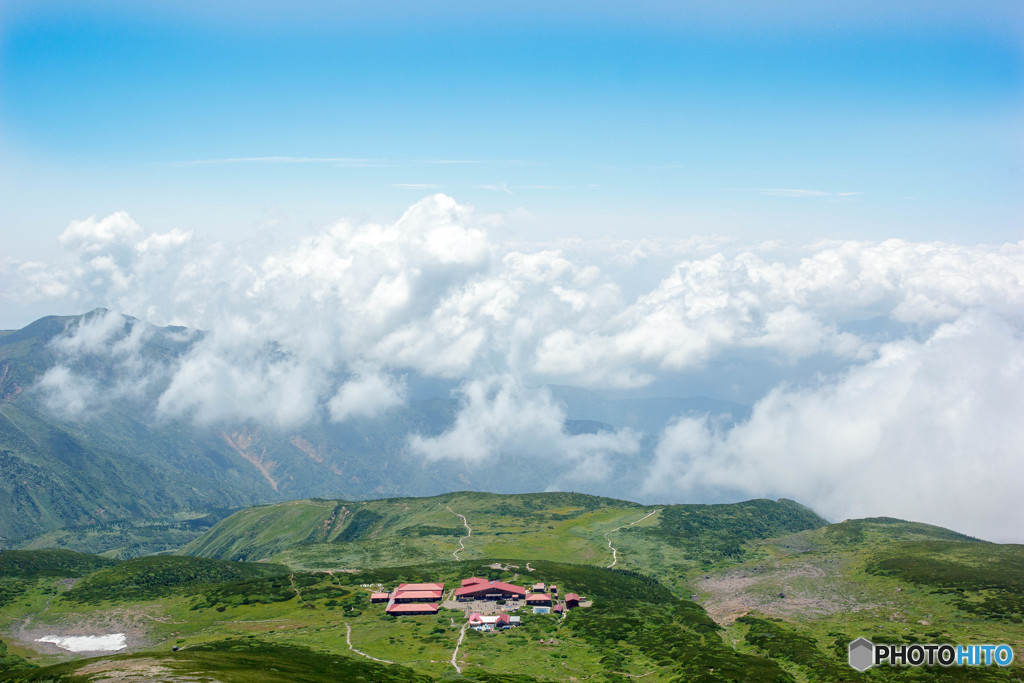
[455,580,526,601]
[392,589,444,603]
[395,583,444,592]
[386,603,439,616]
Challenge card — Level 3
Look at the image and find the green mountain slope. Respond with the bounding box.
[182,491,830,601]
[0,552,796,682]
[1,311,751,557]
[3,539,1021,682]
[0,312,280,551]
[183,491,648,564]
[0,549,116,579]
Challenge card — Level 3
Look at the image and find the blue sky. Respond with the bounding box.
[2,2,1024,539]
[1,0,1021,258]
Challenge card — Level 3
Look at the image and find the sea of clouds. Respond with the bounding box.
[3,195,1023,542]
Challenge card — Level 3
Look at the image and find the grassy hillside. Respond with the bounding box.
[182,492,829,599]
[0,549,117,578]
[0,639,35,676]
[4,516,1024,683]
[866,541,1024,623]
[0,312,280,548]
[3,548,1021,681]
[0,553,795,682]
[688,519,1024,681]
[1,312,757,558]
[62,556,289,603]
[621,498,828,565]
[183,491,647,563]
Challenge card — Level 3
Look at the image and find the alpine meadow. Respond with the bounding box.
[1,1,1022,681]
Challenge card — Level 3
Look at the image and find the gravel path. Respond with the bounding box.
[345,622,394,664]
[604,509,661,568]
[450,622,469,673]
[18,594,54,640]
[442,504,472,560]
[289,574,305,604]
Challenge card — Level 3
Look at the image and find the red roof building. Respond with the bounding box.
[461,577,489,587]
[532,582,546,592]
[395,582,444,592]
[391,589,444,603]
[564,593,580,608]
[455,580,526,601]
[553,604,564,613]
[526,593,552,605]
[370,592,390,603]
[468,612,512,628]
[386,602,439,616]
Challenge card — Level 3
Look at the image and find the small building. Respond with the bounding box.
[532,582,546,592]
[386,602,439,616]
[370,592,390,603]
[548,584,558,594]
[553,604,564,614]
[467,612,512,630]
[564,593,580,609]
[526,593,552,606]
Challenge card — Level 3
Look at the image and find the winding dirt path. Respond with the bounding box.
[450,622,469,673]
[345,623,394,664]
[604,509,661,569]
[442,504,472,560]
[288,574,305,604]
[18,594,54,640]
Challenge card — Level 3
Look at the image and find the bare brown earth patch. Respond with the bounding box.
[220,428,278,491]
[76,657,216,682]
[697,554,886,625]
[13,605,162,655]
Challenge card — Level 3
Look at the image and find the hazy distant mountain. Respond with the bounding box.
[0,311,751,554]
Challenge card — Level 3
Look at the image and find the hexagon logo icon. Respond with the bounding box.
[848,637,874,672]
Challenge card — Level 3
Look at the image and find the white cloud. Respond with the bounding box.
[642,312,1024,543]
[407,375,640,475]
[328,367,406,421]
[36,365,97,419]
[8,197,1024,540]
[154,330,329,428]
[58,211,141,253]
[34,310,178,414]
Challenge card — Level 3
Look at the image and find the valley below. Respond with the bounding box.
[1,492,1022,682]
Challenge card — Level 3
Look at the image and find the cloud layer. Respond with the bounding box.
[7,195,1024,541]
[642,312,1024,542]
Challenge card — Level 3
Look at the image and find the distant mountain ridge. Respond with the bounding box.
[0,311,751,556]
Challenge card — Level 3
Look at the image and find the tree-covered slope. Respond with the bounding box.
[0,549,117,578]
[1,311,751,557]
[183,491,647,563]
[182,492,830,598]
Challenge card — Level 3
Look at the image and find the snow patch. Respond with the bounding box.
[36,633,126,652]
